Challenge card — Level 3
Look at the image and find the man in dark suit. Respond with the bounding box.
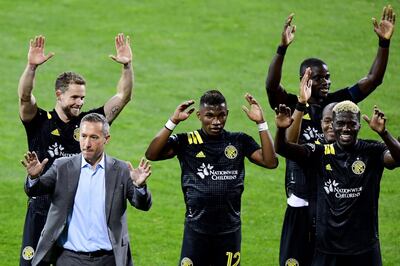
[21,113,152,266]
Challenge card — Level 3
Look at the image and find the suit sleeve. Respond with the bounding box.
[24,159,58,196]
[125,166,152,211]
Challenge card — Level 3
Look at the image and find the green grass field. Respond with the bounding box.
[1,0,399,265]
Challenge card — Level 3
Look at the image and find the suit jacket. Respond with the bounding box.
[24,154,152,266]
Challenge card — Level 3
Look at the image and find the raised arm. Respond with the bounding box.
[18,36,54,122]
[242,93,278,168]
[104,33,133,123]
[286,67,312,143]
[363,106,400,168]
[266,13,296,109]
[274,104,310,162]
[145,100,195,161]
[127,158,152,211]
[356,5,395,98]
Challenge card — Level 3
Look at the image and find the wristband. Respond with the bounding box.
[295,101,307,112]
[379,38,390,48]
[165,119,177,131]
[257,122,269,132]
[277,45,288,56]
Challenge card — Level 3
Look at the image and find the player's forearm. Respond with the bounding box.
[116,63,133,104]
[259,130,278,168]
[286,109,303,143]
[18,64,37,101]
[380,130,400,163]
[358,42,389,95]
[266,53,285,95]
[145,127,173,161]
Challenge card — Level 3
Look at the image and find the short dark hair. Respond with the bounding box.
[299,58,327,77]
[80,113,110,136]
[55,72,86,93]
[199,90,226,107]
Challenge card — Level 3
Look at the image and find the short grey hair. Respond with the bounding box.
[80,113,110,136]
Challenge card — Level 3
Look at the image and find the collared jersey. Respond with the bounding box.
[22,107,105,174]
[284,86,358,199]
[168,129,260,235]
[303,140,387,255]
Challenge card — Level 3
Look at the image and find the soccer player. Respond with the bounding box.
[265,6,395,266]
[18,34,133,265]
[275,100,400,266]
[145,90,278,265]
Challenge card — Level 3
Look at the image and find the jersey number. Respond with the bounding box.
[226,251,240,266]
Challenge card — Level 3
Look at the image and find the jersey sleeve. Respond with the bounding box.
[302,142,324,165]
[327,84,366,104]
[240,133,261,158]
[21,107,48,138]
[167,133,186,155]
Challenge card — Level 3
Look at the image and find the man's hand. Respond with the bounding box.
[275,104,293,129]
[109,33,132,65]
[363,106,386,134]
[20,151,48,179]
[281,13,296,46]
[28,35,54,67]
[373,5,396,40]
[298,67,312,104]
[128,158,151,187]
[170,100,195,124]
[242,93,265,123]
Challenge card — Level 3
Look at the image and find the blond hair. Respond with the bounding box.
[332,100,360,114]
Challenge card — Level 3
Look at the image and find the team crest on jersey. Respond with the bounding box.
[73,128,80,141]
[351,160,366,175]
[224,145,238,159]
[22,246,34,260]
[285,258,299,266]
[181,257,193,266]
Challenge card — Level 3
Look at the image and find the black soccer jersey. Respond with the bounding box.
[168,129,260,235]
[22,107,105,173]
[284,86,358,199]
[303,140,387,255]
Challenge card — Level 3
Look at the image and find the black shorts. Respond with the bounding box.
[311,244,382,266]
[20,196,51,266]
[179,224,241,266]
[279,205,316,266]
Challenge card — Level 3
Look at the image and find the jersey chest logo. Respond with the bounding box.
[351,160,366,175]
[73,128,80,142]
[224,145,238,159]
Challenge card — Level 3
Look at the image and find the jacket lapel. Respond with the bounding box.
[105,154,118,222]
[68,155,82,194]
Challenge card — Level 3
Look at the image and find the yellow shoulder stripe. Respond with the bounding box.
[187,131,203,145]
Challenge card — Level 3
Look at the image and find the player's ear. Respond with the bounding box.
[104,135,110,144]
[55,89,63,100]
[196,110,201,120]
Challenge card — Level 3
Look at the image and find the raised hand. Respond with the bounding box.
[128,158,151,187]
[373,5,396,40]
[275,104,293,129]
[28,35,55,67]
[170,100,195,124]
[242,93,265,123]
[299,67,312,104]
[281,13,296,46]
[362,106,386,134]
[109,33,132,65]
[20,151,48,179]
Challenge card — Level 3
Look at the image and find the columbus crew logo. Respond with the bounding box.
[22,246,34,260]
[224,145,238,159]
[285,258,299,266]
[181,257,193,266]
[351,160,366,175]
[73,128,80,141]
